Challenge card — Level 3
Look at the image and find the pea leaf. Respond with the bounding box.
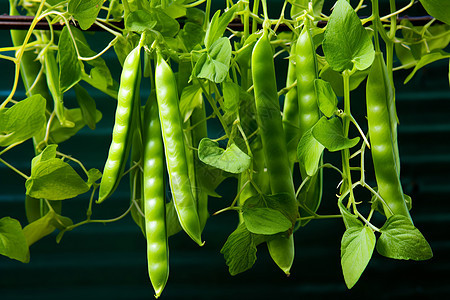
[74,84,98,130]
[195,162,227,197]
[419,0,450,25]
[0,217,29,263]
[48,108,102,144]
[68,0,103,30]
[179,83,203,122]
[338,197,363,229]
[204,5,238,49]
[163,1,186,19]
[312,116,360,152]
[87,168,102,186]
[222,81,240,114]
[220,223,257,276]
[297,128,325,176]
[341,225,376,289]
[31,144,58,170]
[404,50,450,83]
[166,200,182,238]
[242,193,294,235]
[198,138,251,174]
[23,211,73,246]
[125,10,157,34]
[179,22,205,52]
[290,0,324,18]
[314,79,338,118]
[376,215,433,261]
[25,158,90,200]
[319,64,369,97]
[146,8,180,37]
[193,37,232,83]
[0,95,46,147]
[243,193,298,225]
[58,26,82,93]
[322,0,375,72]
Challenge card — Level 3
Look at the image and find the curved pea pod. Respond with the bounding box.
[155,52,203,246]
[295,23,323,226]
[143,91,169,298]
[366,52,411,222]
[252,30,297,274]
[98,44,142,203]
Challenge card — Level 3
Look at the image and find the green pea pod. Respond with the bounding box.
[42,34,74,128]
[282,46,300,169]
[252,29,297,274]
[295,23,323,226]
[130,105,145,235]
[366,52,411,222]
[98,44,142,203]
[155,52,203,246]
[143,91,169,298]
[190,105,209,230]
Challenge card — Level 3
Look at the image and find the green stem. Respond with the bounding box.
[0,157,30,180]
[252,0,260,34]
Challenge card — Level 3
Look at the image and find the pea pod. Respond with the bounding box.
[295,23,323,225]
[98,44,141,203]
[282,46,299,168]
[252,29,297,274]
[155,52,203,246]
[366,52,411,221]
[42,33,74,128]
[143,91,169,298]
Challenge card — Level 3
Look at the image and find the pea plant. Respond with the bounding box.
[1,0,449,297]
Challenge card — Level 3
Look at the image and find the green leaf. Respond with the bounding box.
[319,64,369,97]
[242,207,292,235]
[419,0,450,25]
[58,26,81,93]
[297,128,325,176]
[222,81,240,114]
[74,84,98,130]
[87,168,102,186]
[341,225,375,289]
[338,197,363,229]
[404,50,450,83]
[314,79,338,118]
[242,193,298,226]
[163,1,186,19]
[125,10,157,34]
[220,223,257,276]
[179,83,203,122]
[26,158,90,200]
[290,0,324,18]
[48,108,102,144]
[322,0,375,72]
[68,0,103,30]
[146,8,180,37]
[198,138,251,174]
[376,215,433,261]
[179,22,205,52]
[194,37,232,83]
[195,162,227,197]
[204,5,238,49]
[31,144,58,171]
[0,217,29,263]
[312,117,360,152]
[0,95,46,147]
[23,210,73,246]
[166,200,182,238]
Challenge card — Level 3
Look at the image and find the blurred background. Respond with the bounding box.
[0,0,449,299]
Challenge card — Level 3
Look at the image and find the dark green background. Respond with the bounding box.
[1,1,449,299]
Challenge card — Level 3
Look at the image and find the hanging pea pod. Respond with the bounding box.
[366,52,411,222]
[155,52,203,246]
[252,29,297,275]
[98,43,142,203]
[143,90,169,298]
[295,22,323,226]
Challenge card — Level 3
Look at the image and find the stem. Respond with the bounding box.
[252,0,260,34]
[0,157,30,180]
